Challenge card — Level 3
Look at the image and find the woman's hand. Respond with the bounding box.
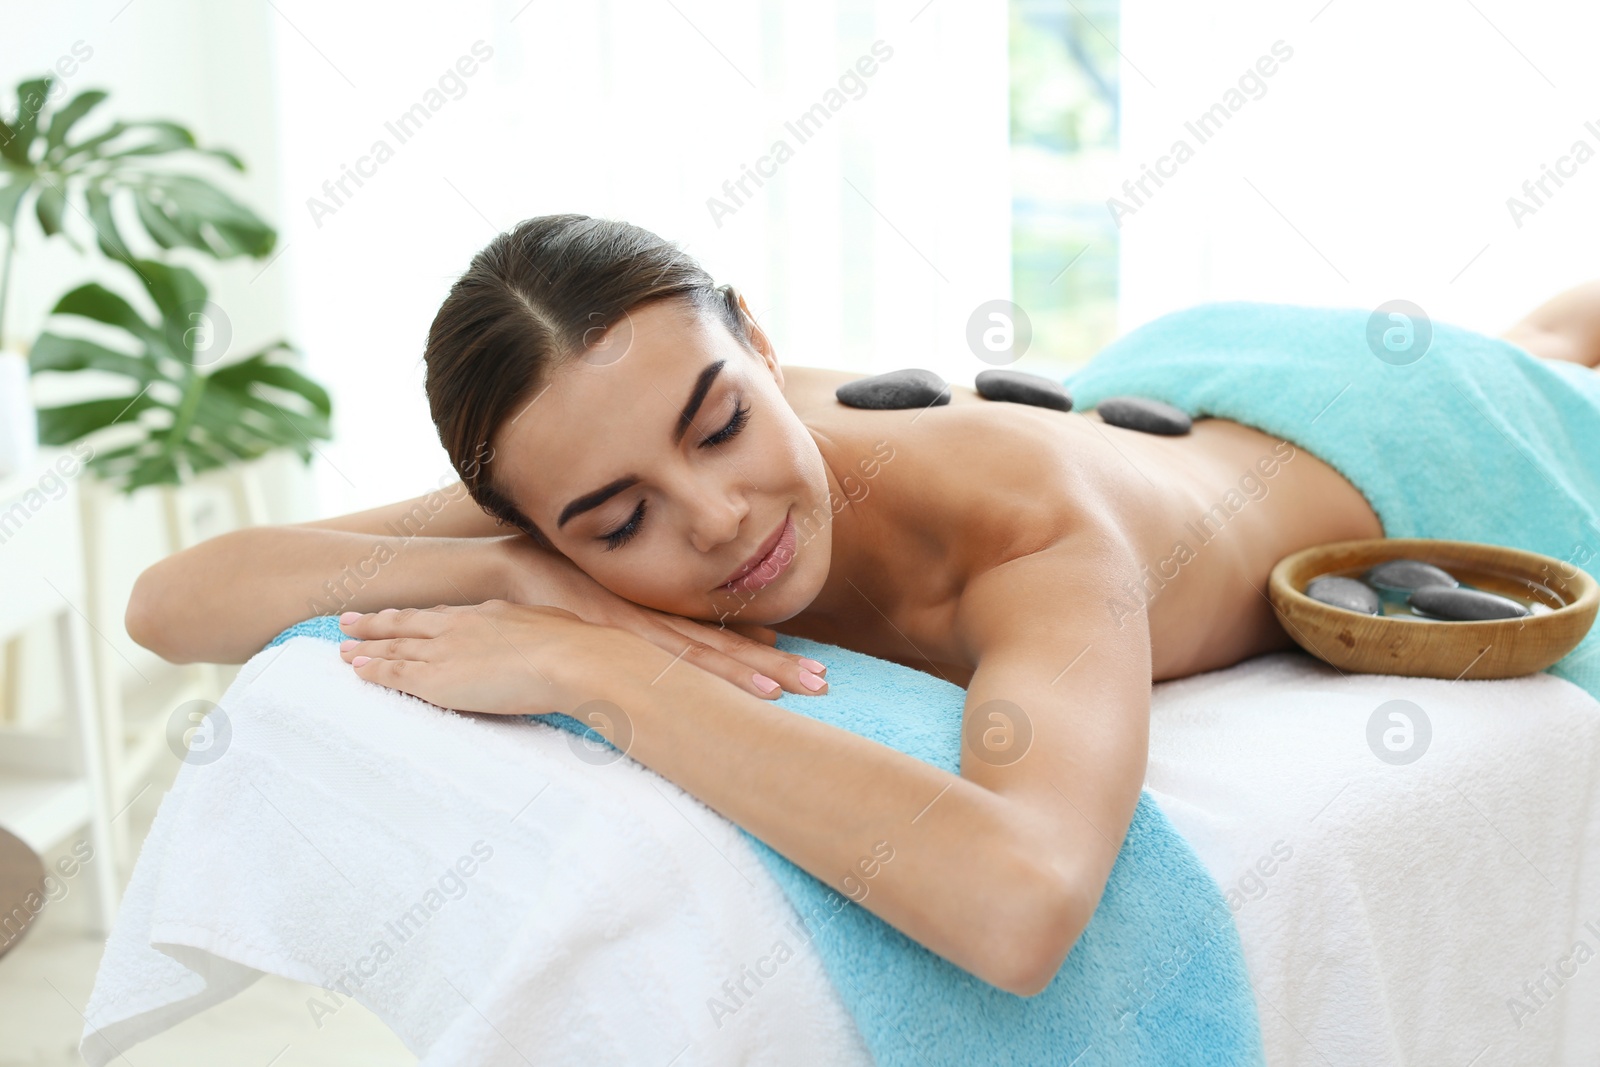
[494,536,828,700]
[337,601,655,716]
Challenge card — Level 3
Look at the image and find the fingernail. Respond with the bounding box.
[380,607,399,615]
[799,669,825,692]
[352,656,371,667]
[799,657,827,674]
[752,673,781,695]
[339,611,361,625]
[340,640,357,651]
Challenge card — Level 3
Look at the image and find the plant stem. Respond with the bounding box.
[0,227,14,348]
[162,370,206,483]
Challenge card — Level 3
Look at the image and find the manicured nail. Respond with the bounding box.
[380,607,399,615]
[799,657,827,674]
[798,669,826,692]
[339,611,361,625]
[340,639,357,651]
[752,673,781,695]
[352,656,371,667]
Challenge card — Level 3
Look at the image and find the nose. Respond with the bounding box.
[686,480,750,555]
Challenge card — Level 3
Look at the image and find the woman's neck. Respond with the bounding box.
[780,427,902,637]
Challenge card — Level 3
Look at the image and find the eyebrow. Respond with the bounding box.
[556,360,727,529]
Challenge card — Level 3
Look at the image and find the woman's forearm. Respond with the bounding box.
[127,528,524,664]
[588,639,1085,996]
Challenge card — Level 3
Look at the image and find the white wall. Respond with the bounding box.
[266,0,1012,514]
[1116,0,1600,336]
[4,0,307,718]
[4,2,292,367]
[5,0,1012,720]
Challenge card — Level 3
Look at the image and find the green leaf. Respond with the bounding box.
[55,119,128,163]
[202,146,245,171]
[0,118,26,165]
[134,173,275,258]
[89,440,157,469]
[201,219,272,259]
[29,331,153,381]
[207,363,331,444]
[44,89,106,153]
[190,396,288,454]
[34,181,64,235]
[98,120,197,160]
[36,391,160,445]
[85,184,134,260]
[212,350,332,417]
[131,188,186,249]
[34,271,331,490]
[11,78,53,155]
[115,451,182,492]
[131,258,206,325]
[247,391,330,439]
[51,281,161,349]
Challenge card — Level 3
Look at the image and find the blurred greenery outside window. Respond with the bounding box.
[1009,0,1118,372]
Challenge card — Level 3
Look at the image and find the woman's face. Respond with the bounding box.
[491,295,834,626]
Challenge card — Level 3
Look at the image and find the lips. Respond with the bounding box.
[721,511,796,593]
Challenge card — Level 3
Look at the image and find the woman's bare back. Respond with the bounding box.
[778,365,1385,686]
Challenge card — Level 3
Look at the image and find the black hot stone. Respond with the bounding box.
[1094,396,1192,435]
[974,369,1073,412]
[835,368,951,410]
[1408,586,1530,621]
[1364,559,1459,593]
[1305,576,1381,615]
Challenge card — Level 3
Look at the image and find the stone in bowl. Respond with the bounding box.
[1267,538,1596,679]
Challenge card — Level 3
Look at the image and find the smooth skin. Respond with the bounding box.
[127,282,1600,996]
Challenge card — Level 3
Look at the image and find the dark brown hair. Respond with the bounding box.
[423,214,752,548]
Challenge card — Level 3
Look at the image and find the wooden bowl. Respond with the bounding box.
[1267,538,1598,679]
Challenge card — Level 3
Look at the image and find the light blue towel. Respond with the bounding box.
[268,616,1264,1065]
[1062,301,1600,702]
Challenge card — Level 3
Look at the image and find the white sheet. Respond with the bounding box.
[82,639,1600,1065]
[1141,653,1600,1066]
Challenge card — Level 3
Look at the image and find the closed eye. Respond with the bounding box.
[602,500,646,550]
[701,399,750,448]
[599,400,751,550]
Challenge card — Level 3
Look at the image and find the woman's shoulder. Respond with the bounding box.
[783,363,1111,559]
[779,364,860,416]
[780,364,992,416]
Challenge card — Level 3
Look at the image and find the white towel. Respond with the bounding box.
[83,641,1600,1065]
[81,636,873,1066]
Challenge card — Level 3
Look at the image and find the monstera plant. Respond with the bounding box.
[0,73,331,490]
[32,259,330,490]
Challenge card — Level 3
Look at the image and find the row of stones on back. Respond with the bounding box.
[1307,559,1534,621]
[842,373,1534,624]
[834,368,1193,436]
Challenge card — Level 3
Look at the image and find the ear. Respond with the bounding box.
[731,288,782,387]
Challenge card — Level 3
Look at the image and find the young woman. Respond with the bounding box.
[126,215,1600,998]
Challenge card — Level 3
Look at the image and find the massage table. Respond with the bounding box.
[80,632,1600,1065]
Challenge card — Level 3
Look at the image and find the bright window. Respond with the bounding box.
[1009,0,1120,369]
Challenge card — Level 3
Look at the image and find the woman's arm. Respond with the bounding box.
[335,523,1145,996]
[125,520,532,664]
[946,528,1151,993]
[127,483,829,697]
[125,481,515,661]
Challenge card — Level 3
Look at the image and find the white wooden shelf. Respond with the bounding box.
[0,448,121,934]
